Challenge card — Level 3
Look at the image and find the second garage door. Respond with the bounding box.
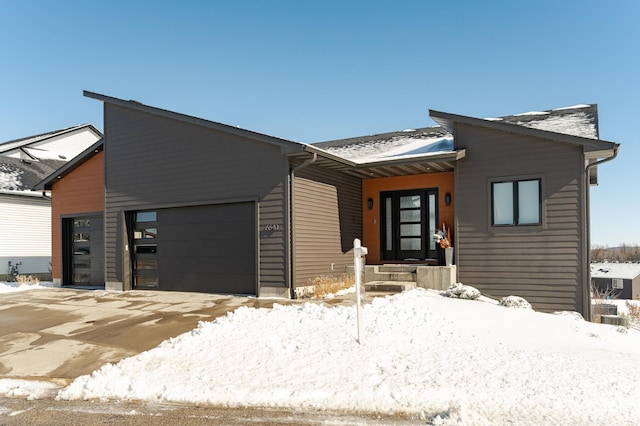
[132,202,257,295]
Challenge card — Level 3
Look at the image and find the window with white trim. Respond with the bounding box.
[492,179,541,226]
[612,279,624,290]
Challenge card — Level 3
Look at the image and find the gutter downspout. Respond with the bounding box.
[288,153,317,299]
[583,145,619,321]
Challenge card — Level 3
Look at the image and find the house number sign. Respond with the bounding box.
[264,224,280,231]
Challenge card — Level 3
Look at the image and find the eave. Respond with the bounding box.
[290,145,465,179]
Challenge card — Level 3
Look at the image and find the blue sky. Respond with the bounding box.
[1,1,638,247]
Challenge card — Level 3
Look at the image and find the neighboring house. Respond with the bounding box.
[0,124,102,161]
[591,262,640,300]
[0,125,102,280]
[37,91,619,320]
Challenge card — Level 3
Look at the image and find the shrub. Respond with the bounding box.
[591,282,619,323]
[500,295,532,309]
[15,275,40,286]
[626,301,640,329]
[445,283,480,300]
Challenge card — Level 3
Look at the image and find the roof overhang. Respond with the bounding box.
[291,144,465,178]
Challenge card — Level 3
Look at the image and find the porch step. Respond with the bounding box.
[366,281,417,292]
[377,265,419,273]
[364,264,418,285]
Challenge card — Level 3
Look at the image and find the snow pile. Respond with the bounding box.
[499,295,533,309]
[58,288,640,424]
[0,379,59,400]
[0,281,54,294]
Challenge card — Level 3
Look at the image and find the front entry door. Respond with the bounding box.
[381,189,438,261]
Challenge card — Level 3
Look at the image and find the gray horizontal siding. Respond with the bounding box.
[294,165,362,288]
[455,123,586,313]
[104,104,288,289]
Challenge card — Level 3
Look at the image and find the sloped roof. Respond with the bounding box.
[488,105,599,139]
[0,124,102,155]
[314,105,610,164]
[313,126,453,164]
[591,262,640,280]
[0,156,66,194]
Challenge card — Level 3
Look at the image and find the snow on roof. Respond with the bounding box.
[499,104,598,139]
[0,157,65,193]
[591,262,640,280]
[314,104,598,164]
[314,127,453,163]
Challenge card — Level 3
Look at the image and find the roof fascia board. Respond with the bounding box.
[353,150,465,169]
[0,189,49,199]
[300,144,357,167]
[35,139,104,190]
[429,109,617,150]
[83,90,302,151]
[585,148,617,160]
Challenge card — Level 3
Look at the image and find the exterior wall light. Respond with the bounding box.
[445,192,452,206]
[367,197,374,210]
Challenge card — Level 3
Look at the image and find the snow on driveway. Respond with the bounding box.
[54,288,640,425]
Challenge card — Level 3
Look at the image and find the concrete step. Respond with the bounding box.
[365,281,417,292]
[377,265,419,273]
[367,272,416,282]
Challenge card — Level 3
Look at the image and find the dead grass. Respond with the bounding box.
[626,301,640,328]
[15,275,40,286]
[300,274,355,299]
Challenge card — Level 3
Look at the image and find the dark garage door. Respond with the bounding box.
[148,202,256,295]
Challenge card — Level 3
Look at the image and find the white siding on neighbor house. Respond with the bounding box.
[0,193,52,274]
[3,128,101,161]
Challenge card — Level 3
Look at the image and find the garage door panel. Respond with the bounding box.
[136,202,257,295]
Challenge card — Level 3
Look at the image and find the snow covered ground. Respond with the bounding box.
[0,281,54,294]
[2,286,640,424]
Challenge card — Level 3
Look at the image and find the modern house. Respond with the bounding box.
[37,91,619,320]
[591,262,640,300]
[0,125,102,280]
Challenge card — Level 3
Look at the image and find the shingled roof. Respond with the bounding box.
[0,157,66,193]
[313,104,600,163]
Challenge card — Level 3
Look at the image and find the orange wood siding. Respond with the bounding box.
[362,172,454,263]
[50,152,104,280]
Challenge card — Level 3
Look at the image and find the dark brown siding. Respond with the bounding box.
[293,165,361,288]
[455,123,586,313]
[103,104,288,291]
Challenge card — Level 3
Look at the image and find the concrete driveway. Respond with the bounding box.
[0,287,372,385]
[0,288,289,384]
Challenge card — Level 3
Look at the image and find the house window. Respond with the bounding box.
[612,279,624,290]
[492,179,541,226]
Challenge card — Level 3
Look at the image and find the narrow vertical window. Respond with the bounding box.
[428,193,436,250]
[492,182,514,225]
[385,197,392,251]
[517,180,540,224]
